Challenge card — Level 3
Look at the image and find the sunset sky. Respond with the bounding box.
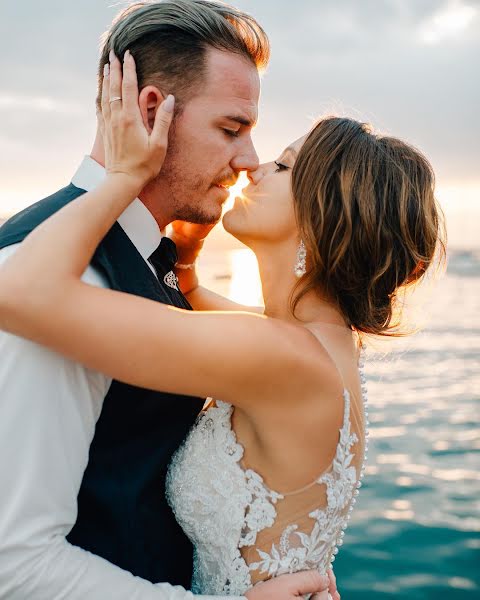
[0,0,478,246]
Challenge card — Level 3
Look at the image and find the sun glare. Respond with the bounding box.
[224,172,249,214]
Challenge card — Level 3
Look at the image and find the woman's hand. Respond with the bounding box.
[168,221,218,295]
[170,220,217,259]
[100,49,175,192]
[245,571,331,600]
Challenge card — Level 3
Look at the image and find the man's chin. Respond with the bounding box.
[198,204,223,225]
[174,206,221,226]
[173,189,226,225]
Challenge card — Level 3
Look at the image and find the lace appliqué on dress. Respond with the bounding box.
[166,347,368,596]
[240,470,284,548]
[249,391,359,578]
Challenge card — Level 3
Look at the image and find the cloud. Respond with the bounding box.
[0,94,88,115]
[418,0,478,45]
[0,0,478,214]
[240,0,480,183]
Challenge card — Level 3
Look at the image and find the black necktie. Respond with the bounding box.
[148,237,178,279]
[148,237,193,310]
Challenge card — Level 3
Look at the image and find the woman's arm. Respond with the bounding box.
[0,275,305,404]
[169,221,264,313]
[184,285,264,313]
[0,51,317,408]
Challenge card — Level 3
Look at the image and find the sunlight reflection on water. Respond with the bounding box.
[196,247,264,306]
[228,249,263,306]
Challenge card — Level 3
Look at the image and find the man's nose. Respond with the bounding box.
[231,137,259,173]
[247,165,265,185]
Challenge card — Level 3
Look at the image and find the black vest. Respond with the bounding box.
[0,184,205,586]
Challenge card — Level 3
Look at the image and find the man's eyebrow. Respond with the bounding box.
[223,115,256,128]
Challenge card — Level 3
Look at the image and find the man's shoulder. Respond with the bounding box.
[0,184,111,285]
[0,184,86,249]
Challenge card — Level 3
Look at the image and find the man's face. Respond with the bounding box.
[154,48,261,224]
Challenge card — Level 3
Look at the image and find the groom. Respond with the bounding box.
[0,1,333,599]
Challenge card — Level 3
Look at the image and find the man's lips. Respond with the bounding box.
[212,178,238,190]
[211,183,231,203]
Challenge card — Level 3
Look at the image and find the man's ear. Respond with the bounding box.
[138,86,165,133]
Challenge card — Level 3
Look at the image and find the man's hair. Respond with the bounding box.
[96,0,270,111]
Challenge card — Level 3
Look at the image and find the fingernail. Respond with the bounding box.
[103,63,110,77]
[124,49,130,62]
[163,94,175,113]
[109,49,115,62]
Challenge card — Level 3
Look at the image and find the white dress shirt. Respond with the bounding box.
[0,157,244,600]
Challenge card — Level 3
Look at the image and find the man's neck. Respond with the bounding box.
[137,180,172,231]
[90,132,171,231]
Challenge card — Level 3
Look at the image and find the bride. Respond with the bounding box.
[0,52,444,596]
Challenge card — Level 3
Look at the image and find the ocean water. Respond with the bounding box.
[197,247,480,599]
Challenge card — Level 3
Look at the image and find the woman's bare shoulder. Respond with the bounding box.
[245,319,346,411]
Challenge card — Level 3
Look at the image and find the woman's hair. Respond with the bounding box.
[291,116,446,336]
[96,0,270,111]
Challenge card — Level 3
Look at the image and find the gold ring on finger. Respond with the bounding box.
[109,96,122,103]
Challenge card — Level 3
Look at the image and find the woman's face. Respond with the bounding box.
[223,135,307,245]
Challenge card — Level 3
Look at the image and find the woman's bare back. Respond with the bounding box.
[165,326,368,594]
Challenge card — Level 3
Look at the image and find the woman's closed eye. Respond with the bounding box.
[274,160,290,173]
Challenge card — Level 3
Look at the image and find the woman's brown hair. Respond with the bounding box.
[291,116,446,336]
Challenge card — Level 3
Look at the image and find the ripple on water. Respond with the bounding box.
[337,522,480,598]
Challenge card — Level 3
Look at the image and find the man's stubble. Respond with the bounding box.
[154,124,219,226]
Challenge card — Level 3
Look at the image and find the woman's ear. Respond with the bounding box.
[138,86,165,133]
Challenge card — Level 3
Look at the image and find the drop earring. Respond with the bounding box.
[294,240,307,278]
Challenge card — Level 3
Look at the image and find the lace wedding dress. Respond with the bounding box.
[166,350,369,596]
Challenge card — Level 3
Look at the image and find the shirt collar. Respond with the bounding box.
[71,156,162,262]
